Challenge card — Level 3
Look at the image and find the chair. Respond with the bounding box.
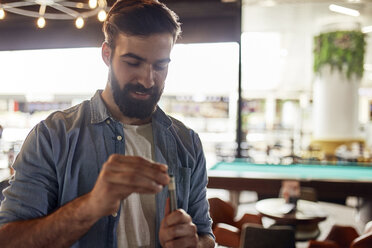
[350,231,372,248]
[325,225,359,248]
[239,223,296,248]
[307,225,363,248]
[307,240,341,248]
[208,197,262,248]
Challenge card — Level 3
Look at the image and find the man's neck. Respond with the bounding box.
[101,87,152,125]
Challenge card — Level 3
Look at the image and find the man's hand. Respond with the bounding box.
[0,155,170,248]
[159,207,199,248]
[87,154,170,217]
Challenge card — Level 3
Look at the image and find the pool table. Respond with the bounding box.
[207,160,372,200]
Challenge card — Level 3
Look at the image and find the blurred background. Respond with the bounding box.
[0,0,371,169]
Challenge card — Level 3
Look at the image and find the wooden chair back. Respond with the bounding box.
[239,223,295,248]
[351,232,372,248]
[208,197,235,229]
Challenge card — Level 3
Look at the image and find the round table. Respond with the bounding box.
[256,198,328,241]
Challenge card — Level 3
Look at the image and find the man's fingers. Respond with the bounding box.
[164,209,192,227]
[159,210,198,248]
[103,168,167,187]
[163,235,199,248]
[109,155,168,172]
[169,223,197,238]
[92,154,169,216]
[102,170,165,193]
[161,223,198,247]
[104,155,170,185]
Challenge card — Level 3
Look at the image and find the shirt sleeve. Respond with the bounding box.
[0,122,58,225]
[187,132,215,239]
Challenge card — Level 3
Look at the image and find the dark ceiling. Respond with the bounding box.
[0,0,241,51]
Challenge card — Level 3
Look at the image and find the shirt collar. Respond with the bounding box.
[90,90,111,124]
[152,107,172,129]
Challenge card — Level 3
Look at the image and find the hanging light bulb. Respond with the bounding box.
[75,17,84,29]
[89,0,97,9]
[97,9,106,22]
[37,17,46,28]
[0,8,5,20]
[76,3,84,9]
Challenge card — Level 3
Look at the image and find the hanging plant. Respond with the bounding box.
[313,30,366,79]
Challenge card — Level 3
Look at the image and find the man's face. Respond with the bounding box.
[107,33,173,119]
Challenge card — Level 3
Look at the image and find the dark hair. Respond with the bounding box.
[103,0,181,49]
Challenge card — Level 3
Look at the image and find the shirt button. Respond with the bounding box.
[106,120,111,124]
[112,212,117,217]
[117,135,122,141]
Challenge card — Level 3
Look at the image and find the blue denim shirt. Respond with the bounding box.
[0,90,213,247]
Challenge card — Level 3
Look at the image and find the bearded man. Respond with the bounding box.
[0,1,215,247]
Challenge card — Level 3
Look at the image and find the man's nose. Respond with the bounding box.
[138,64,155,89]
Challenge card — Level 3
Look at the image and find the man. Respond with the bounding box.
[0,0,215,247]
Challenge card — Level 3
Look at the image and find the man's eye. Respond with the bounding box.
[125,61,140,67]
[154,64,167,71]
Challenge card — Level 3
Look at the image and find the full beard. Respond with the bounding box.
[109,68,163,120]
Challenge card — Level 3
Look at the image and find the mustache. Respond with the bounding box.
[125,83,156,94]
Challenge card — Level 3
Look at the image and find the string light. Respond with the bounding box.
[0,8,5,20]
[75,17,84,29]
[0,0,108,29]
[97,9,106,22]
[89,0,98,9]
[37,16,46,28]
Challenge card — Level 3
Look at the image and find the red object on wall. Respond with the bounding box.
[13,101,19,111]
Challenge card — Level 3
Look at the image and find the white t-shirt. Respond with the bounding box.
[116,123,156,248]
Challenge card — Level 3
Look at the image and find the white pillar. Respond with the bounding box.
[311,21,364,155]
[313,66,360,140]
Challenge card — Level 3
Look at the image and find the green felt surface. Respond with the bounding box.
[209,160,372,180]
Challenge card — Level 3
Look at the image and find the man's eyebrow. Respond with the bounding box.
[120,53,171,63]
[120,53,146,61]
[156,58,171,64]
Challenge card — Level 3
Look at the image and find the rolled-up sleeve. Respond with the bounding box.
[0,122,58,224]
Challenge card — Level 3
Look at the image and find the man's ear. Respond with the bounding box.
[102,42,112,66]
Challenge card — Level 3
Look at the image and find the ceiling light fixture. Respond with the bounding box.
[261,0,277,7]
[0,8,5,19]
[0,0,108,29]
[329,4,360,17]
[97,9,106,22]
[37,16,46,28]
[89,0,98,9]
[362,26,372,33]
[75,16,84,29]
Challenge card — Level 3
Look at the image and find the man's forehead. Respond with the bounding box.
[115,32,173,47]
[114,32,174,60]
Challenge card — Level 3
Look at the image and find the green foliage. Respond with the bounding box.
[313,31,366,79]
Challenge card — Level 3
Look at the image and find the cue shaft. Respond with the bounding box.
[169,175,177,212]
